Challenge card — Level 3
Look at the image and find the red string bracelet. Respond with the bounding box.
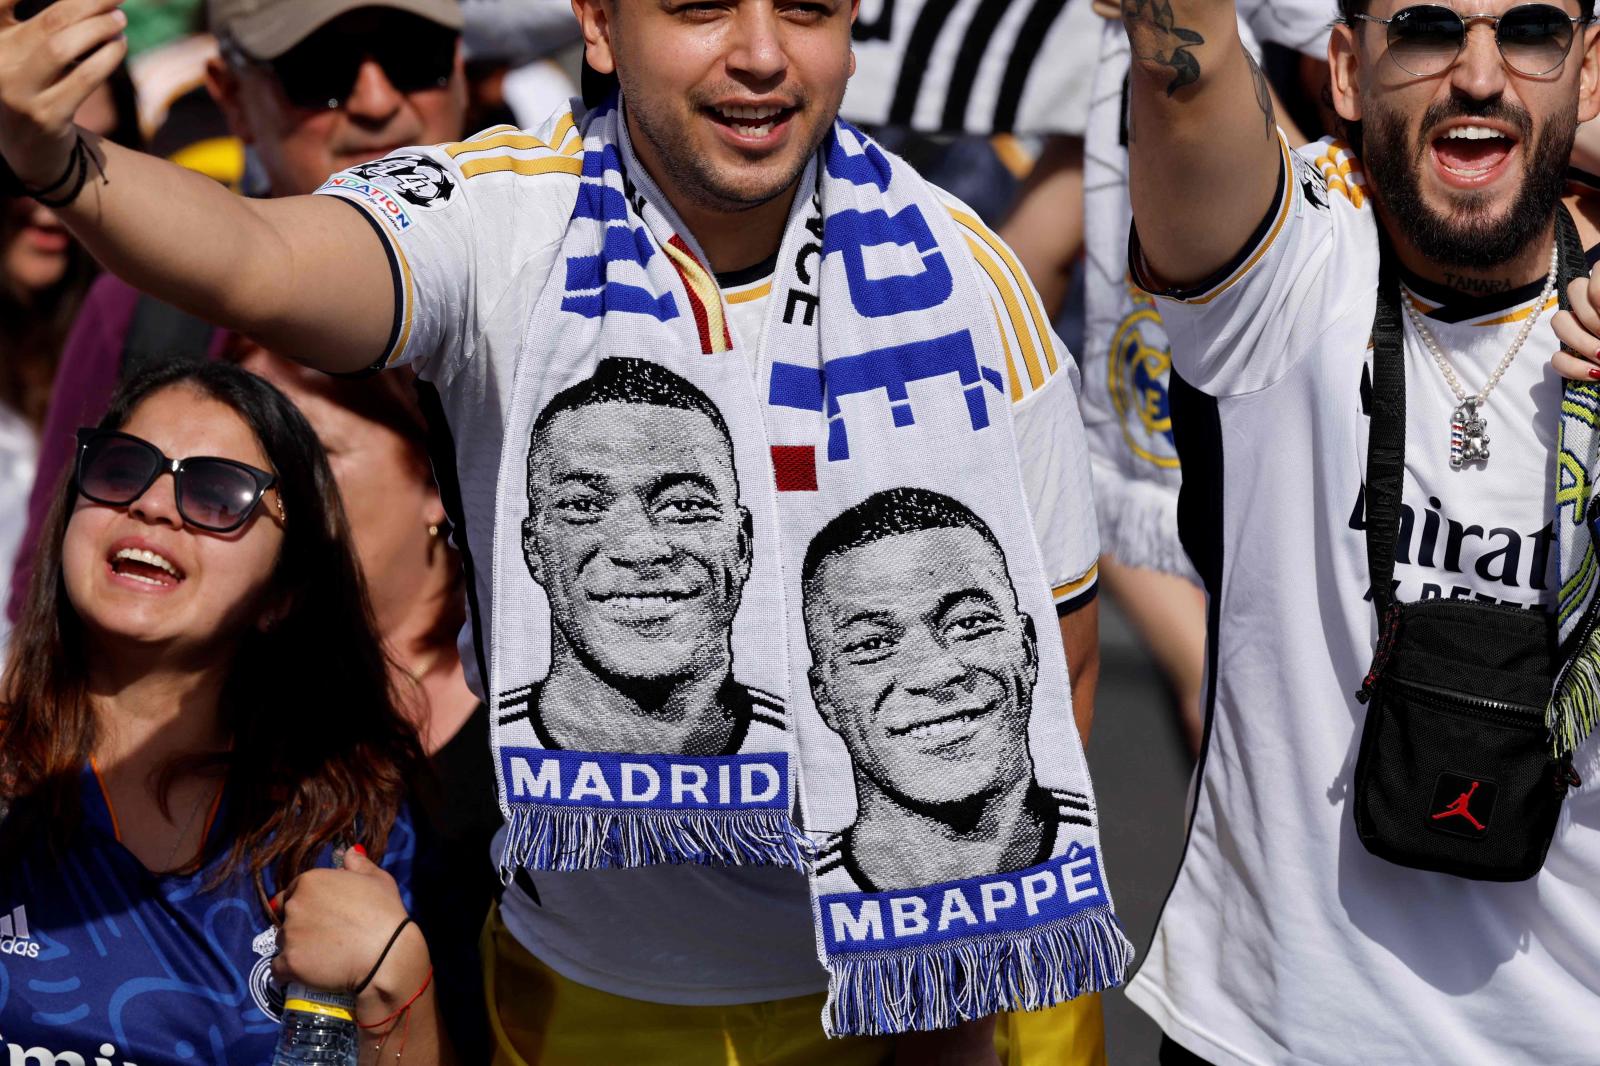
[356,966,433,1030]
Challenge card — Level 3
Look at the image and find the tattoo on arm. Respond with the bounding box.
[1244,47,1274,139]
[1121,0,1205,96]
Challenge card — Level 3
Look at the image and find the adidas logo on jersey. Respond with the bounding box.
[0,904,40,958]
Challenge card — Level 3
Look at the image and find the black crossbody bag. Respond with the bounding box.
[1351,209,1584,882]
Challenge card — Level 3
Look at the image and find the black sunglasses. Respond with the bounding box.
[75,428,282,534]
[230,15,457,111]
[1353,4,1590,77]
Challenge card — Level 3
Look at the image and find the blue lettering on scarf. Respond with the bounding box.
[768,332,1005,460]
[500,748,789,811]
[823,126,893,191]
[820,845,1108,955]
[561,143,680,322]
[823,205,952,318]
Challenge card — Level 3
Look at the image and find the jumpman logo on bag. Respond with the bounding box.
[1426,773,1497,838]
[1431,781,1486,831]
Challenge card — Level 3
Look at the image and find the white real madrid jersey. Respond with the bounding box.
[1124,136,1600,1065]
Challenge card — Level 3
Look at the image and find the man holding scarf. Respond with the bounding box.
[1119,0,1600,1061]
[0,0,1123,1059]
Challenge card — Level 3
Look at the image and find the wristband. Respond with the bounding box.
[2,136,92,209]
[353,914,414,996]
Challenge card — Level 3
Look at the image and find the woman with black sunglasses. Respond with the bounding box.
[0,362,453,1063]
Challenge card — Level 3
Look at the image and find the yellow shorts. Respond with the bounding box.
[484,906,1105,1066]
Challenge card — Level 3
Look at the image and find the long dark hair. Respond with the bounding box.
[0,362,425,888]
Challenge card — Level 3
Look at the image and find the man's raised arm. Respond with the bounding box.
[0,0,392,373]
[1122,0,1287,287]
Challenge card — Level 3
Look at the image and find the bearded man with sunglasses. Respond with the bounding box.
[1118,0,1600,1061]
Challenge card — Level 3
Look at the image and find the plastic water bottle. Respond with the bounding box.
[272,983,359,1065]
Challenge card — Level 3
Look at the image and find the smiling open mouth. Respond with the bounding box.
[887,703,994,740]
[708,104,795,140]
[591,589,701,605]
[1431,124,1517,179]
[109,547,184,588]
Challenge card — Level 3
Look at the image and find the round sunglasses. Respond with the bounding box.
[75,428,283,534]
[1352,4,1590,77]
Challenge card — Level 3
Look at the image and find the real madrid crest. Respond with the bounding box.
[249,925,285,1020]
[1108,294,1181,470]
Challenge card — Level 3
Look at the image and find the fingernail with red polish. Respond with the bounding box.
[351,844,367,856]
[1588,367,1600,380]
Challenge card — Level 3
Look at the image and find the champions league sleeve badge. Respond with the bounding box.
[345,155,455,209]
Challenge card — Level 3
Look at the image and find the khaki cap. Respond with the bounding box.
[209,0,464,60]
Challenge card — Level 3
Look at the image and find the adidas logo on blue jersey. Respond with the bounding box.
[0,904,39,958]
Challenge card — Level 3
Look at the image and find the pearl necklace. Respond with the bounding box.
[1401,242,1558,469]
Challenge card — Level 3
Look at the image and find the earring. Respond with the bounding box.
[426,521,444,564]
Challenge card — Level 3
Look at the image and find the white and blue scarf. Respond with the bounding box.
[488,97,1130,1034]
[1552,379,1600,754]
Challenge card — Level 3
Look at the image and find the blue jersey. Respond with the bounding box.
[0,765,416,1065]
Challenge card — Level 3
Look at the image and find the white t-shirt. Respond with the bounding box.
[315,106,1100,1004]
[1124,136,1600,1064]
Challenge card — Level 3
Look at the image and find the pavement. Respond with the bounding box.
[1086,600,1198,1066]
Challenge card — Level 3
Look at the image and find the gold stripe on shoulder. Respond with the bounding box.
[550,113,577,150]
[441,124,520,156]
[947,207,1057,375]
[448,132,554,159]
[449,114,579,161]
[1314,138,1367,210]
[989,298,1025,403]
[966,235,1043,390]
[459,155,585,180]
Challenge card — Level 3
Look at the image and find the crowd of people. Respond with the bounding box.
[1,0,1598,1062]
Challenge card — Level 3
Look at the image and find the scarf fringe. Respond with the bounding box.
[498,804,813,875]
[1551,625,1600,756]
[822,905,1134,1038]
[1091,459,1196,581]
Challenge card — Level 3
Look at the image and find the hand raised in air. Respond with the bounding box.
[0,0,126,189]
